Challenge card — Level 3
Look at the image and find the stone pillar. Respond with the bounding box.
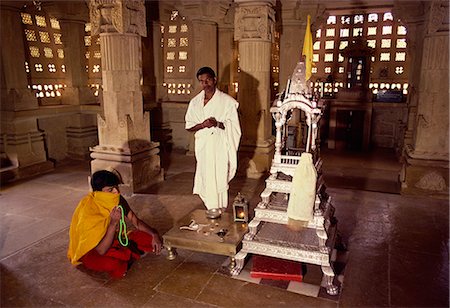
[217,8,236,95]
[88,0,163,194]
[152,21,165,102]
[279,0,302,89]
[234,0,276,178]
[393,2,427,151]
[192,20,218,72]
[180,0,232,74]
[49,3,99,160]
[0,2,53,181]
[51,3,97,106]
[178,0,232,154]
[143,20,173,153]
[399,0,449,197]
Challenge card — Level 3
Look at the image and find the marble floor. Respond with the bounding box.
[0,148,448,307]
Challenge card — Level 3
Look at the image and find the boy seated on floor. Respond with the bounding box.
[67,170,162,278]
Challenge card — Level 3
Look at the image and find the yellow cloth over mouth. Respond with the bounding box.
[67,192,119,265]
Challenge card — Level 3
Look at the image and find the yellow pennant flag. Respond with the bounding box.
[302,14,314,81]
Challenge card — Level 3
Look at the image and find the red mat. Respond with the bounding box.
[250,255,303,282]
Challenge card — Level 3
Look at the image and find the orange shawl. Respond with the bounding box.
[67,192,119,265]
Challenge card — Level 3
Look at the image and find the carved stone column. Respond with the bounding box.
[393,2,426,150]
[234,0,276,178]
[180,0,232,72]
[0,2,54,181]
[48,3,99,160]
[50,3,97,106]
[217,5,236,95]
[177,1,232,155]
[88,0,163,194]
[397,0,449,197]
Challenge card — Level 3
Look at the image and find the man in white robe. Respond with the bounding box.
[185,67,241,213]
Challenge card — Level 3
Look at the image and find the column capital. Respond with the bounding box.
[392,1,427,26]
[180,0,232,23]
[88,0,146,37]
[234,1,275,41]
[426,0,449,35]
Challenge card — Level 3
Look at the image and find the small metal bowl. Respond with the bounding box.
[206,208,221,219]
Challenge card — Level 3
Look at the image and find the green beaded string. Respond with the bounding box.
[117,205,129,246]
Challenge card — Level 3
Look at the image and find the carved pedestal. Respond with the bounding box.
[90,140,163,195]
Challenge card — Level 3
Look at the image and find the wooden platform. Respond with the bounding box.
[162,209,248,272]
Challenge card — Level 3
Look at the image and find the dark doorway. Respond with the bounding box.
[335,110,365,151]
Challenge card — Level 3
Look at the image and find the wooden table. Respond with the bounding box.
[162,209,248,271]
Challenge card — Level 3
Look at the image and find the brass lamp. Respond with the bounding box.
[232,192,248,223]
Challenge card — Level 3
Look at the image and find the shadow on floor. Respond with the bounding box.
[321,147,402,194]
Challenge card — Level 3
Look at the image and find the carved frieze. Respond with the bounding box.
[89,0,146,36]
[234,4,275,41]
[415,171,447,191]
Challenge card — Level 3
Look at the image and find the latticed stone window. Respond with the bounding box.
[21,7,66,105]
[85,23,101,97]
[312,10,409,97]
[161,10,193,101]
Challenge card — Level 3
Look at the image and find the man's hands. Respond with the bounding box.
[202,117,224,130]
[202,117,217,128]
[96,206,121,255]
[110,206,121,225]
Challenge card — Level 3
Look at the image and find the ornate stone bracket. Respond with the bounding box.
[89,0,146,36]
[234,3,275,41]
[427,0,448,34]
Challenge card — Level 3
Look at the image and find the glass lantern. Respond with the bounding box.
[232,192,248,223]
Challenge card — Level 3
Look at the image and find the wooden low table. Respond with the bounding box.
[162,209,248,272]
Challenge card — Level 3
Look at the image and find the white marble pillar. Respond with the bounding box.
[0,2,53,180]
[234,0,276,178]
[88,0,163,194]
[399,0,449,196]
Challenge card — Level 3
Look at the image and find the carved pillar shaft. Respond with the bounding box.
[414,33,448,154]
[234,0,276,178]
[192,20,218,72]
[399,0,449,196]
[49,5,101,160]
[0,3,53,180]
[59,19,97,105]
[88,0,162,194]
[218,24,235,95]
